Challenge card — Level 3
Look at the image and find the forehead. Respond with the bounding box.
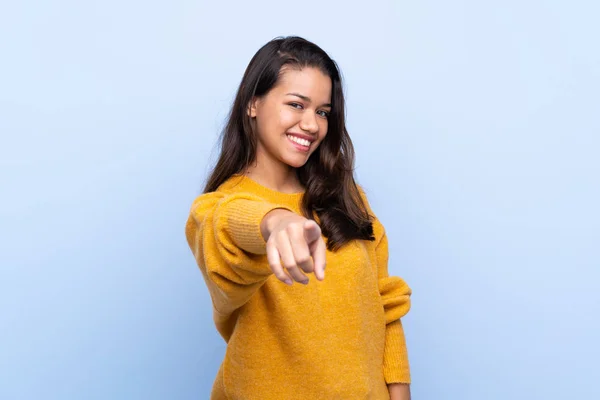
[273,67,332,102]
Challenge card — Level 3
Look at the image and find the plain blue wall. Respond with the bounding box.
[1,1,598,399]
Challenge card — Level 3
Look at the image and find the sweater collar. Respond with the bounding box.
[220,174,305,205]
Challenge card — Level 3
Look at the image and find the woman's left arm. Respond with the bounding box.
[388,382,411,400]
[358,187,412,385]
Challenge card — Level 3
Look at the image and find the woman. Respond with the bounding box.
[185,36,412,399]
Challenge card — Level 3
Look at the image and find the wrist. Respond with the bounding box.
[388,383,410,400]
[261,208,294,240]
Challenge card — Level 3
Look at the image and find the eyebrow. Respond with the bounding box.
[286,92,332,108]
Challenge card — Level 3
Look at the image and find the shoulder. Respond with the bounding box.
[188,191,227,222]
[356,183,387,236]
[356,184,369,202]
[188,176,274,221]
[356,184,376,216]
[189,175,252,210]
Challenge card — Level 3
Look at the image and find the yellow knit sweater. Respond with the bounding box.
[185,174,412,399]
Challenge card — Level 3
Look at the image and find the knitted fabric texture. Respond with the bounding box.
[185,175,411,399]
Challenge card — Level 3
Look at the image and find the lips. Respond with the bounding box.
[286,134,313,152]
[288,131,315,142]
[287,131,315,140]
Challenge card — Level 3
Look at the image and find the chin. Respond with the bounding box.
[282,154,310,169]
[284,159,308,169]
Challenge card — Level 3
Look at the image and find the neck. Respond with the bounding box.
[244,155,303,194]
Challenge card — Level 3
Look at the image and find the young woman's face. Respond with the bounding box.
[249,67,332,169]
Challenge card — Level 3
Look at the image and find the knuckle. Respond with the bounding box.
[282,261,297,270]
[274,272,287,280]
[285,224,300,235]
[295,255,310,264]
[301,265,314,273]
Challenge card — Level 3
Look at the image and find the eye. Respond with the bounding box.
[289,102,303,109]
[317,110,330,118]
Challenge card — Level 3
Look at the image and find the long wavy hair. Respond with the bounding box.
[204,36,374,250]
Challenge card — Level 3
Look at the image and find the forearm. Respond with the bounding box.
[388,383,411,400]
[187,194,294,315]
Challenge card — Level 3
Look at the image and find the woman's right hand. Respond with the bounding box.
[260,209,326,285]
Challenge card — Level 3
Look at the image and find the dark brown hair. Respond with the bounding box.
[204,36,374,250]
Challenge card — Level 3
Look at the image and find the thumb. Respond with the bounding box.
[303,220,322,243]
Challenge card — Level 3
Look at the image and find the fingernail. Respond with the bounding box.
[301,280,309,285]
[284,279,293,285]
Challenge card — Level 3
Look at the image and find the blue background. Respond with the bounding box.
[1,1,598,399]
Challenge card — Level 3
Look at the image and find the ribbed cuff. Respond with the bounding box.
[383,319,411,384]
[219,197,293,255]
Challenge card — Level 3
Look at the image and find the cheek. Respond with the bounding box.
[278,108,299,129]
[257,106,284,136]
[318,120,329,139]
[312,127,328,150]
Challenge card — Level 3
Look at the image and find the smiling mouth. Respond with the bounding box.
[286,134,313,149]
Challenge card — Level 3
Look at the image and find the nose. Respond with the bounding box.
[299,111,319,134]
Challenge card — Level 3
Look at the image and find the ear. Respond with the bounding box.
[247,96,259,118]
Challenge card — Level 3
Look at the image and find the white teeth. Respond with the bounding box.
[287,135,311,147]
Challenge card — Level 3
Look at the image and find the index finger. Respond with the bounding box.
[309,237,326,281]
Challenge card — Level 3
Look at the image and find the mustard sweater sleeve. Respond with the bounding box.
[185,191,292,332]
[373,219,412,384]
[359,187,412,384]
